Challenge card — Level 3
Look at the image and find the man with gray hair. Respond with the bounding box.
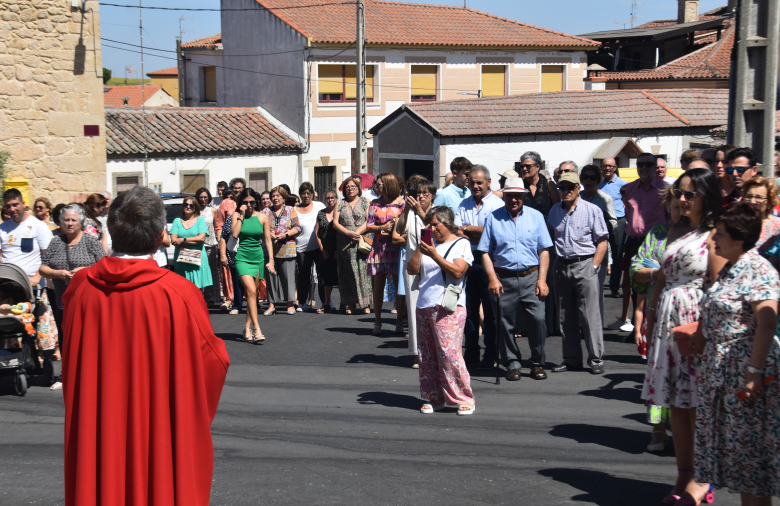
[61,186,230,506]
[456,165,505,368]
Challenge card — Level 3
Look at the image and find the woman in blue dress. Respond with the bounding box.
[170,196,213,293]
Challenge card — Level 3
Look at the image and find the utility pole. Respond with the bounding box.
[356,0,367,174]
[176,39,184,105]
[729,0,779,174]
[139,0,148,187]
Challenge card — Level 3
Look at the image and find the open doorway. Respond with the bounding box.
[403,159,433,181]
[314,166,336,200]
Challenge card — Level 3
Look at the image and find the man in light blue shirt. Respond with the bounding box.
[477,177,552,382]
[455,165,505,369]
[597,157,627,298]
[433,157,471,214]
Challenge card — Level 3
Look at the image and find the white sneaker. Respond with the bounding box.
[606,317,624,330]
[620,319,635,332]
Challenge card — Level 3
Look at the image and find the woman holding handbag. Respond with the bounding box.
[697,202,780,505]
[642,169,726,506]
[262,186,301,316]
[407,206,474,415]
[232,188,275,341]
[170,196,213,292]
[334,176,372,315]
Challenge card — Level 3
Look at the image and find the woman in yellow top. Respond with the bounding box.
[232,188,275,342]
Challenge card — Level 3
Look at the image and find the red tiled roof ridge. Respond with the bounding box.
[654,40,714,70]
[639,90,691,125]
[182,33,222,49]
[147,66,178,76]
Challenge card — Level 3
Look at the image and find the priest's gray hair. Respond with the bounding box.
[108,186,166,255]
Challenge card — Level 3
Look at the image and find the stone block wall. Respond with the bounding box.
[0,0,106,205]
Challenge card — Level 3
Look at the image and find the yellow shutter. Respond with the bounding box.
[345,65,356,99]
[366,65,374,100]
[481,65,505,97]
[411,65,437,98]
[541,65,564,93]
[318,65,343,95]
[204,66,216,102]
[182,174,205,194]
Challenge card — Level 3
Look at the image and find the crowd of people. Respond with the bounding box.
[2,145,780,506]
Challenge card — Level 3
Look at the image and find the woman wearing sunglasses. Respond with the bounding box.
[83,193,109,254]
[170,196,213,296]
[196,187,222,307]
[232,188,276,341]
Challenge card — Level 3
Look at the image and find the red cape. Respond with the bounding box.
[62,257,230,506]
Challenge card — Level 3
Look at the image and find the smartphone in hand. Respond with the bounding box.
[421,228,433,246]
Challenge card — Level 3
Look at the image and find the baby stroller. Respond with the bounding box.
[0,263,53,396]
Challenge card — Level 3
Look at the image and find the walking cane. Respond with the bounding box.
[494,292,501,385]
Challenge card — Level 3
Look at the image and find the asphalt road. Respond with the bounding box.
[0,287,745,506]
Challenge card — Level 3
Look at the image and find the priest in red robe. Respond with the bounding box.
[62,186,230,506]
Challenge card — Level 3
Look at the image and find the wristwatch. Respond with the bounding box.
[747,365,765,374]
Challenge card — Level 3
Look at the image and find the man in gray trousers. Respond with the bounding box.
[477,177,553,381]
[547,172,609,375]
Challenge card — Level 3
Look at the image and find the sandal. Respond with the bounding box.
[674,487,714,506]
[394,325,404,335]
[316,307,325,314]
[372,324,382,336]
[253,328,265,342]
[229,308,239,315]
[243,327,252,342]
[457,405,476,416]
[263,309,276,316]
[647,430,668,452]
[420,402,446,414]
[412,356,419,369]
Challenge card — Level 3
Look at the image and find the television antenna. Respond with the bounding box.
[615,1,645,29]
[178,16,193,41]
[124,65,137,84]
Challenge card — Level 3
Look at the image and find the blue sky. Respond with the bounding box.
[99,0,727,79]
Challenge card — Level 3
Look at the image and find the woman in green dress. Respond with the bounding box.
[232,188,275,342]
[170,196,213,292]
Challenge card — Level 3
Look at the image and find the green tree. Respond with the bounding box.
[0,151,10,192]
[102,67,112,85]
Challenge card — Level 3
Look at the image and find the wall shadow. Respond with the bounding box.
[538,468,670,506]
[357,391,420,410]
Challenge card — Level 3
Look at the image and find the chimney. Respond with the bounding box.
[678,0,699,24]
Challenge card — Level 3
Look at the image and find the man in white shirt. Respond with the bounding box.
[455,165,505,369]
[655,158,676,185]
[0,189,53,285]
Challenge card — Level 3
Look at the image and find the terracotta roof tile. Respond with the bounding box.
[146,67,178,77]
[380,89,729,137]
[253,0,598,48]
[182,33,222,49]
[592,25,733,81]
[635,5,730,29]
[105,107,302,156]
[103,86,162,107]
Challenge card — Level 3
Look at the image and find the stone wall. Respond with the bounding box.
[0,0,106,205]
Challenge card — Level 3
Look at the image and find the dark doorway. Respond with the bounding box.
[403,159,433,181]
[314,166,336,200]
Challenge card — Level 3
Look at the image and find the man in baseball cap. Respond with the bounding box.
[476,177,553,381]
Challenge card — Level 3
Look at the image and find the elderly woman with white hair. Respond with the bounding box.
[39,203,105,353]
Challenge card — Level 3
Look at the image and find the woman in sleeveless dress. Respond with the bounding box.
[196,188,222,306]
[232,188,275,342]
[643,169,726,506]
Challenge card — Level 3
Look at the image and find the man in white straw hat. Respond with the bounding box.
[547,172,609,375]
[477,177,553,381]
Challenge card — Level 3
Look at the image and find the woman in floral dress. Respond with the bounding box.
[697,202,780,506]
[334,176,372,313]
[643,169,726,506]
[366,173,405,335]
[197,188,222,306]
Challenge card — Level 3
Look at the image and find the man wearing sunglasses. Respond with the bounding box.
[547,173,608,375]
[597,157,626,299]
[726,147,759,198]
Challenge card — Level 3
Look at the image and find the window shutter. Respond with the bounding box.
[182,174,205,194]
[366,66,374,100]
[345,65,357,100]
[481,65,505,97]
[318,65,343,95]
[411,65,437,98]
[541,65,564,93]
[204,67,217,102]
[116,176,139,194]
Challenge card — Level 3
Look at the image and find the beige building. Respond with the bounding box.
[146,66,179,101]
[0,0,106,204]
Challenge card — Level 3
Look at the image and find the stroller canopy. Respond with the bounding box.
[0,263,35,304]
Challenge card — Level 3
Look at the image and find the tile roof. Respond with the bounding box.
[103,86,162,107]
[105,107,302,156]
[253,0,599,48]
[711,111,780,136]
[146,67,178,77]
[635,5,730,29]
[591,25,733,81]
[181,33,222,49]
[371,89,729,137]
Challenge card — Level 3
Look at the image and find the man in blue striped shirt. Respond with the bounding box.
[548,172,609,375]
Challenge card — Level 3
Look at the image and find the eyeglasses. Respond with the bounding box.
[558,185,578,193]
[559,169,572,174]
[34,206,46,210]
[726,166,753,175]
[672,189,700,200]
[743,194,767,203]
[232,186,244,191]
[519,164,537,169]
[418,191,432,196]
[183,203,196,209]
[580,175,599,182]
[636,162,656,168]
[602,164,617,169]
[243,200,256,206]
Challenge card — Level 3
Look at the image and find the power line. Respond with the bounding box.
[102,1,357,12]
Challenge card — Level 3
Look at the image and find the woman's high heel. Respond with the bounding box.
[243,327,252,341]
[647,430,668,452]
[253,328,265,342]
